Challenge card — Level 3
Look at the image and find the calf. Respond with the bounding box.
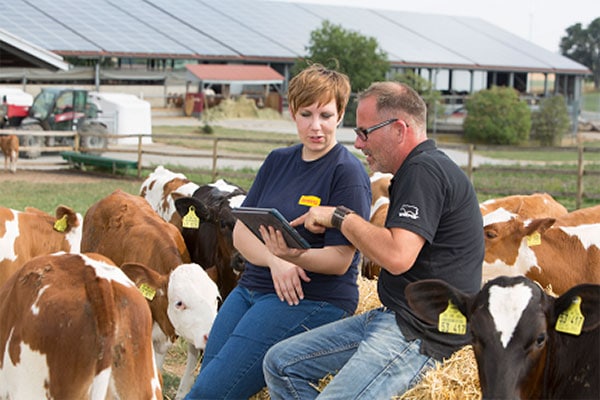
[361,172,392,279]
[174,181,246,298]
[480,193,568,223]
[141,165,246,298]
[0,252,162,399]
[0,134,18,173]
[406,276,599,400]
[0,205,82,285]
[81,189,220,399]
[483,205,600,294]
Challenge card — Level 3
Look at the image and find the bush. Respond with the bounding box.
[463,86,531,145]
[531,95,570,146]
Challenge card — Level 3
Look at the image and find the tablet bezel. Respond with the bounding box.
[232,207,310,249]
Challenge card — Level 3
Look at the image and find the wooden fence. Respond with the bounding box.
[4,130,600,208]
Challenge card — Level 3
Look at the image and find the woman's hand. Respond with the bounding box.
[261,225,311,305]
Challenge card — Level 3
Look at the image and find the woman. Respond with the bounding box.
[184,64,371,399]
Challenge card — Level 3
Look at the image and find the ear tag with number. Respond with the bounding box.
[139,283,156,301]
[53,215,68,232]
[182,206,200,229]
[438,300,467,335]
[555,296,584,336]
[526,231,542,247]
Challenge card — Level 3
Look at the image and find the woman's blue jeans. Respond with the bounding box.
[263,307,436,400]
[184,285,348,400]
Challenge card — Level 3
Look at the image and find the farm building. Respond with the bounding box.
[0,0,591,124]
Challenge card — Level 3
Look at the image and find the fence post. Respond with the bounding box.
[137,135,143,179]
[211,138,219,181]
[576,143,584,209]
[467,144,474,182]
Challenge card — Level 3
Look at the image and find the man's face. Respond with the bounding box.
[354,97,397,174]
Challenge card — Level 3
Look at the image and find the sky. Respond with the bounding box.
[275,0,599,53]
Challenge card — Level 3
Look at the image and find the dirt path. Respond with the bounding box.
[0,169,137,183]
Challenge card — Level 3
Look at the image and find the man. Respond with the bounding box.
[262,81,484,399]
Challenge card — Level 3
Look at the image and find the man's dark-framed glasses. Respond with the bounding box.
[353,118,401,141]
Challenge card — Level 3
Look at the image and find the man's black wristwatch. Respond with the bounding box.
[331,206,354,230]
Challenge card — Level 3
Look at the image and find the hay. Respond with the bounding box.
[396,345,481,400]
[203,96,284,121]
[356,275,382,314]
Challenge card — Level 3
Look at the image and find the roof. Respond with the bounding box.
[185,64,285,85]
[0,28,69,71]
[0,0,590,76]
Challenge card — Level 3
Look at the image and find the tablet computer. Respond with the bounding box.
[232,207,310,249]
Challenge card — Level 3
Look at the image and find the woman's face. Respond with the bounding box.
[292,100,340,161]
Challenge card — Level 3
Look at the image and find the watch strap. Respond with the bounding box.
[331,206,354,230]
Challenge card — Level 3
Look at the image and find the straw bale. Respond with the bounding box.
[396,345,481,400]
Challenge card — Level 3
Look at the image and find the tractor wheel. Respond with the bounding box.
[79,121,108,152]
[19,123,44,159]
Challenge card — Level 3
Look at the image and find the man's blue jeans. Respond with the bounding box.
[263,307,436,399]
[184,285,348,400]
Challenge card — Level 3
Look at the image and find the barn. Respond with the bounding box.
[0,0,591,128]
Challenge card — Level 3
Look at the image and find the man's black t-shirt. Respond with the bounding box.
[377,139,484,360]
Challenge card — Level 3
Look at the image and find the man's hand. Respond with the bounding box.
[290,206,336,234]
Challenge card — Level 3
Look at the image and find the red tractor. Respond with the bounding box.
[3,88,108,158]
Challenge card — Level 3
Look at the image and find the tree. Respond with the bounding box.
[463,86,531,145]
[294,20,389,93]
[560,17,600,89]
[531,95,571,146]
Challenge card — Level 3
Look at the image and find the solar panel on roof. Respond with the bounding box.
[0,0,589,75]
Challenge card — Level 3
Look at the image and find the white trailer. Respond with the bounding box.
[88,92,152,145]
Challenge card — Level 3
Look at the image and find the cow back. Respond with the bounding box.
[0,252,161,399]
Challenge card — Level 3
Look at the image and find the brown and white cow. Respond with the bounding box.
[0,205,82,285]
[81,189,220,399]
[406,276,599,399]
[140,165,246,298]
[0,252,162,399]
[0,134,18,173]
[480,193,568,222]
[482,205,600,294]
[361,172,392,279]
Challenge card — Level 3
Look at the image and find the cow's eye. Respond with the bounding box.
[535,332,546,348]
[485,230,497,239]
[175,300,186,310]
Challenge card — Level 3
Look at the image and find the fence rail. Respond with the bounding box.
[3,130,600,208]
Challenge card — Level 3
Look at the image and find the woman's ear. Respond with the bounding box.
[337,112,345,126]
[289,109,296,121]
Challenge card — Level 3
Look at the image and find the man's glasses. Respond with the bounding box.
[354,118,406,141]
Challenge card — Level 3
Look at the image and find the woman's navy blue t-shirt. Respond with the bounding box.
[238,143,371,314]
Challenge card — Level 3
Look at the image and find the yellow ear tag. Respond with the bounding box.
[139,283,156,301]
[555,296,584,336]
[526,231,542,247]
[438,300,467,335]
[182,206,200,229]
[53,215,68,232]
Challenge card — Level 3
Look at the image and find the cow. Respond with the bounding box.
[480,193,568,223]
[405,276,600,400]
[361,172,392,279]
[0,205,82,285]
[140,165,246,298]
[0,134,18,173]
[482,205,600,294]
[81,189,220,399]
[0,252,162,399]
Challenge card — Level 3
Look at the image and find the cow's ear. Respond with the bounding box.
[523,217,556,235]
[121,262,165,290]
[175,197,212,221]
[405,279,472,325]
[55,205,80,231]
[553,284,600,332]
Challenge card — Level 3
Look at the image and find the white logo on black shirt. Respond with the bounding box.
[398,204,419,219]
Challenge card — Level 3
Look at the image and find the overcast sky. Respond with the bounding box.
[275,0,599,53]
